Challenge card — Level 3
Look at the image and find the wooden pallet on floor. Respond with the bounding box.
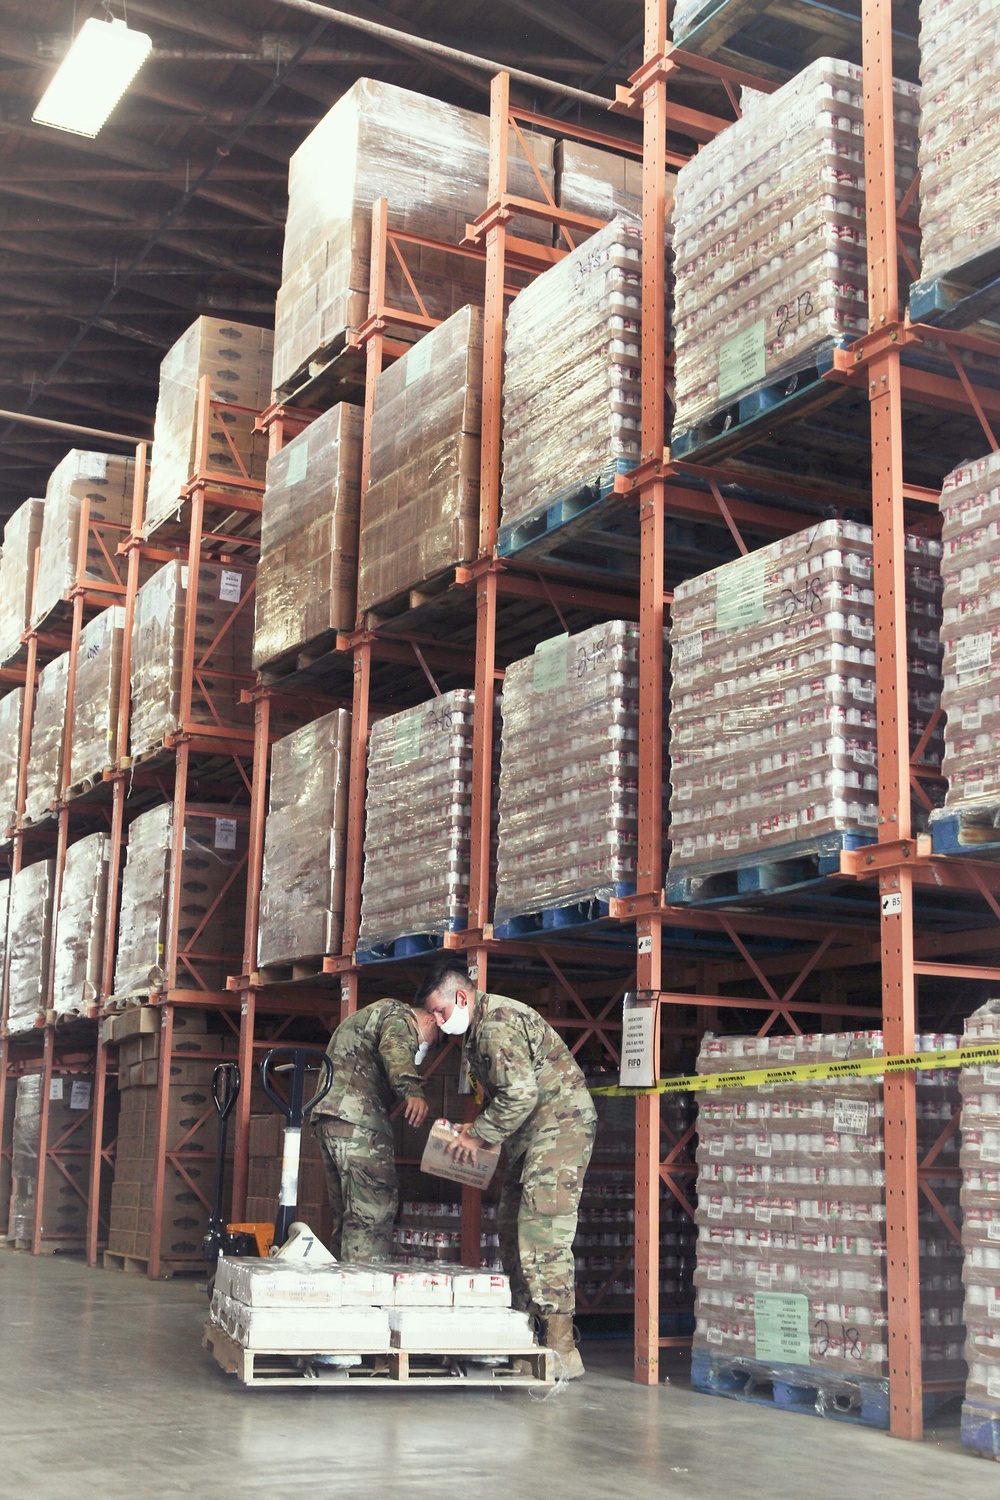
[104,1250,203,1279]
[202,1321,555,1389]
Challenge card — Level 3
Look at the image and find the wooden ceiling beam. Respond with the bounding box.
[499,0,619,61]
[0,171,283,228]
[124,0,259,49]
[0,230,280,287]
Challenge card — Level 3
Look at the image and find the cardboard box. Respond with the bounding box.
[420,1119,501,1191]
[388,1307,533,1352]
[214,1295,391,1352]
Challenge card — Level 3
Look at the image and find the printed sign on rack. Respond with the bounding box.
[70,1080,92,1111]
[620,993,657,1089]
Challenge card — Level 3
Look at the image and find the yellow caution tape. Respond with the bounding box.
[590,1043,1000,1097]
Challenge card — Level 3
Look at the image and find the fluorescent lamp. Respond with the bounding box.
[33,17,152,138]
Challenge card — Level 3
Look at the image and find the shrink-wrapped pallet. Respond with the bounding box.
[671,59,919,435]
[70,606,124,789]
[494,622,670,925]
[0,498,44,663]
[555,141,646,228]
[254,403,363,669]
[145,317,273,536]
[31,450,134,628]
[273,78,554,395]
[692,1031,965,1391]
[358,690,476,950]
[958,1001,1000,1446]
[914,0,1000,292]
[0,876,9,994]
[112,802,248,999]
[130,560,255,759]
[667,521,943,877]
[501,218,649,534]
[23,651,70,824]
[359,307,482,614]
[6,859,55,1033]
[52,832,109,1018]
[257,709,351,969]
[932,450,1000,812]
[7,1074,42,1241]
[0,688,23,833]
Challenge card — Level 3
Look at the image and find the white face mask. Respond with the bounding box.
[437,1000,470,1036]
[414,1042,430,1066]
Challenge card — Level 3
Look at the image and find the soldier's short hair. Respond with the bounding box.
[414,956,469,1007]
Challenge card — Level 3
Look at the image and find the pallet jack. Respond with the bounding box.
[202,1045,333,1268]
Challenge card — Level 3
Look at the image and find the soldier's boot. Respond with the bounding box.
[511,1306,543,1375]
[542,1314,585,1380]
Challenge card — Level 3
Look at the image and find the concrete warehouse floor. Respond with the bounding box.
[0,1253,994,1500]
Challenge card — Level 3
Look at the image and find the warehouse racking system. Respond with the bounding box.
[2,0,1000,1447]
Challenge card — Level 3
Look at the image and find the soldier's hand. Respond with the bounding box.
[404,1095,429,1128]
[445,1125,479,1165]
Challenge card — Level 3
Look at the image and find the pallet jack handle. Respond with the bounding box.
[260,1047,333,1248]
[202,1062,241,1264]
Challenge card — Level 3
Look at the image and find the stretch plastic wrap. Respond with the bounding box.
[556,140,650,227]
[145,317,273,536]
[932,450,1000,811]
[130,560,255,758]
[258,709,351,969]
[359,690,477,948]
[31,450,134,628]
[6,860,55,1033]
[273,78,554,394]
[7,1074,42,1241]
[70,606,125,788]
[959,1002,1000,1429]
[495,622,670,923]
[0,688,23,833]
[53,833,109,1017]
[24,652,70,825]
[671,59,920,434]
[0,498,44,664]
[359,306,482,614]
[501,218,652,532]
[915,0,1000,288]
[667,521,943,875]
[112,802,248,999]
[254,403,363,669]
[692,1031,965,1385]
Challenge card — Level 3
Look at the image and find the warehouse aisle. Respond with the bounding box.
[0,1254,992,1499]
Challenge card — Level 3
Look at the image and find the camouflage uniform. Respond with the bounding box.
[313,998,425,1262]
[465,991,597,1317]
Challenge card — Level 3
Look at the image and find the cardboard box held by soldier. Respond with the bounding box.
[420,1118,500,1189]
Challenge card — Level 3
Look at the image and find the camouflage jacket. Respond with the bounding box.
[312,998,425,1134]
[465,991,596,1160]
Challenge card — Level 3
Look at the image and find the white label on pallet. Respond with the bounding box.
[284,438,309,487]
[404,336,433,387]
[180,565,188,589]
[988,1220,1000,1242]
[988,1371,1000,1400]
[881,892,903,916]
[956,631,992,676]
[675,631,703,668]
[112,606,126,630]
[214,817,238,851]
[833,1099,869,1135]
[983,1067,1000,1087]
[70,1080,91,1111]
[49,1077,64,1102]
[718,319,766,402]
[219,569,242,604]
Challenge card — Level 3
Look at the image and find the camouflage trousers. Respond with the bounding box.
[497,1116,596,1317]
[314,1117,397,1262]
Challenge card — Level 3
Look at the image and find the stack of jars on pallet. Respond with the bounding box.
[665,520,943,897]
[958,1001,1000,1457]
[4,1068,102,1249]
[690,1030,965,1423]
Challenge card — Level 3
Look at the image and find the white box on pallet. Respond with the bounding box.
[451,1271,511,1307]
[337,1264,396,1306]
[213,1293,390,1351]
[388,1307,534,1351]
[215,1256,344,1308]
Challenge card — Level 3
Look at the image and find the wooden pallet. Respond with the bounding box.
[931,804,1000,858]
[202,1321,555,1389]
[253,954,334,987]
[362,567,459,633]
[273,336,366,412]
[104,1250,203,1279]
[670,0,919,84]
[665,830,876,906]
[909,245,1000,335]
[64,768,114,803]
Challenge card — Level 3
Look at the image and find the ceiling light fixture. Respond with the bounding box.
[32,16,152,138]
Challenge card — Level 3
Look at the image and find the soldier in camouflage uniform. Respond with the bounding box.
[313,998,438,1261]
[416,959,596,1378]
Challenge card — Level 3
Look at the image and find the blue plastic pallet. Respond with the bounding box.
[931,807,1000,859]
[909,262,1000,333]
[691,1350,939,1430]
[962,1400,1000,1460]
[665,830,874,906]
[493,884,636,942]
[355,921,463,966]
[671,346,846,462]
[496,459,637,562]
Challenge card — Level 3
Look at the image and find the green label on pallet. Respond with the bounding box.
[533,633,568,693]
[716,552,766,631]
[719,320,766,401]
[393,715,422,765]
[754,1292,810,1365]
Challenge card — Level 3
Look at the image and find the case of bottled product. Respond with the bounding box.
[0,498,44,664]
[31,450,134,629]
[52,832,109,1017]
[23,652,70,825]
[5,860,55,1033]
